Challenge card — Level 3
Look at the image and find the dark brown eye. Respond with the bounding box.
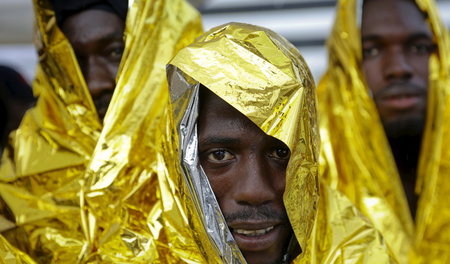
[362,46,380,59]
[109,47,124,60]
[271,147,290,160]
[410,43,436,55]
[207,150,234,162]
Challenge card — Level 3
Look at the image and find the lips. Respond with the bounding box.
[234,226,274,236]
[381,93,422,109]
[229,222,283,252]
[374,84,426,112]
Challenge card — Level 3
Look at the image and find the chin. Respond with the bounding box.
[242,253,283,264]
[382,114,425,139]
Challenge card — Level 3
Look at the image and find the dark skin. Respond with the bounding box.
[198,88,293,264]
[361,0,435,218]
[61,9,125,120]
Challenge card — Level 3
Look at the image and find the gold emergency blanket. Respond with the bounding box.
[0,0,202,262]
[165,22,395,263]
[317,0,450,263]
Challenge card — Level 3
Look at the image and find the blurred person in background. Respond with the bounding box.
[0,0,202,262]
[0,65,35,153]
[50,0,128,120]
[318,0,450,262]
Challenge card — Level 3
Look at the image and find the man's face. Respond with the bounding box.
[198,89,293,264]
[361,0,434,138]
[61,9,125,120]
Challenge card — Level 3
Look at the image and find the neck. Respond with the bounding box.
[388,135,421,219]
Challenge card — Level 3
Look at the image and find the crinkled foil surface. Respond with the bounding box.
[0,0,202,262]
[317,0,450,262]
[167,23,395,263]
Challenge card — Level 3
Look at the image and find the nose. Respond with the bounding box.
[234,154,276,206]
[84,56,116,98]
[383,47,413,82]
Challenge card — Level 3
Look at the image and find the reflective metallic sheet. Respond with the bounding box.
[0,234,36,264]
[0,0,202,262]
[317,0,450,262]
[167,22,395,263]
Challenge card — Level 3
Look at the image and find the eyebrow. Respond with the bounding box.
[362,32,433,42]
[199,137,241,146]
[407,32,434,42]
[98,31,124,43]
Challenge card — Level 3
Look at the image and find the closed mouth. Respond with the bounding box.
[379,92,423,110]
[374,84,426,111]
[383,92,418,99]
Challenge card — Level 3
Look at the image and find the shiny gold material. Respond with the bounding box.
[0,0,202,262]
[318,0,450,262]
[0,235,36,264]
[166,22,395,263]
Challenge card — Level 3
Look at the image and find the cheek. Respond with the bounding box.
[274,173,286,196]
[104,57,121,80]
[205,172,235,204]
[362,60,383,93]
[411,56,430,85]
[267,163,287,196]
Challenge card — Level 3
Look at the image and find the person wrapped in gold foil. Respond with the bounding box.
[318,0,450,262]
[0,0,202,262]
[160,22,395,263]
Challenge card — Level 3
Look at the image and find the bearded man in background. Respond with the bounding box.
[318,0,450,262]
[0,0,202,262]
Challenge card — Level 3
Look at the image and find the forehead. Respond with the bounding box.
[198,88,264,138]
[61,9,124,44]
[361,0,430,37]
